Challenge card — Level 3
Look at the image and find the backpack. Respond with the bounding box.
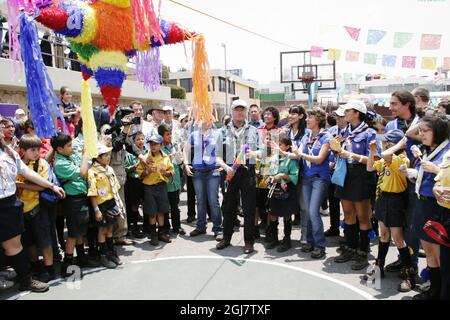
[33,159,62,203]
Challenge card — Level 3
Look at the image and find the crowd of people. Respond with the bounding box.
[0,85,449,300]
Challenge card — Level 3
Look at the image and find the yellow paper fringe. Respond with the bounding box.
[70,2,98,44]
[89,51,128,72]
[99,0,131,8]
[191,34,215,125]
[81,79,98,158]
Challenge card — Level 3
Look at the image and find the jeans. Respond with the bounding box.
[406,190,420,266]
[302,176,329,250]
[192,169,223,235]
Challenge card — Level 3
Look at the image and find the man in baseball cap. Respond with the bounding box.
[231,99,248,110]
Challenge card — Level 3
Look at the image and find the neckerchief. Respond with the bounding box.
[415,139,449,196]
[229,121,247,158]
[92,162,124,218]
[304,129,325,168]
[342,122,368,152]
[397,115,419,133]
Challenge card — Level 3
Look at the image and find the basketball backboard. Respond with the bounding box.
[280,50,336,92]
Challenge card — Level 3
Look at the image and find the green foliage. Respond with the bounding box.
[167,84,186,99]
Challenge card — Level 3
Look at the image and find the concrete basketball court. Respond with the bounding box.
[1,191,427,300]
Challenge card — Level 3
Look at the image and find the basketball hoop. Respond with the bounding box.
[300,72,315,91]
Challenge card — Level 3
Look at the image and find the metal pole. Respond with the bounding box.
[222,43,228,114]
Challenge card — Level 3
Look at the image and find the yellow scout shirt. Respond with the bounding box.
[87,164,121,205]
[435,149,450,209]
[136,151,174,186]
[374,153,409,193]
[16,159,49,213]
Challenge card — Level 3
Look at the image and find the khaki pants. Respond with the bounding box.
[113,186,128,240]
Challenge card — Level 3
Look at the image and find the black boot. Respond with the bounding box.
[132,224,145,239]
[158,227,172,243]
[149,224,158,246]
[265,221,279,250]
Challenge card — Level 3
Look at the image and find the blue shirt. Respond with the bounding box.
[249,120,263,128]
[189,128,222,170]
[327,125,345,163]
[342,123,379,163]
[300,131,332,181]
[222,122,260,165]
[416,142,450,197]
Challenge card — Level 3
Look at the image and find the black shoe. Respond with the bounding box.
[132,227,146,239]
[107,251,122,266]
[77,256,102,268]
[277,238,291,253]
[385,258,404,273]
[150,232,159,246]
[186,216,196,223]
[301,243,313,253]
[311,248,326,259]
[172,228,186,235]
[99,254,117,269]
[216,239,231,250]
[190,229,206,237]
[158,232,172,243]
[334,248,357,263]
[244,242,254,254]
[265,240,279,250]
[324,228,339,237]
[351,250,369,270]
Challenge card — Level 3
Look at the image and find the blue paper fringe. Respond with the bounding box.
[94,68,126,88]
[20,14,65,138]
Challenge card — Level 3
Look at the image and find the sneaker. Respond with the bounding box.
[351,250,369,270]
[215,233,224,241]
[0,269,17,281]
[158,232,172,243]
[99,255,117,269]
[216,239,231,250]
[311,248,326,259]
[385,258,403,273]
[190,229,206,237]
[276,238,291,253]
[324,228,339,237]
[398,267,417,292]
[300,243,313,253]
[0,278,14,290]
[334,248,357,263]
[18,275,49,293]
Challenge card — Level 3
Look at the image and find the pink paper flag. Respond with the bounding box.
[420,34,442,50]
[345,51,360,62]
[444,57,450,70]
[402,56,416,69]
[311,46,324,58]
[344,26,361,41]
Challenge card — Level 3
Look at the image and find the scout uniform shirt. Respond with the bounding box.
[53,152,88,196]
[161,144,182,193]
[136,151,174,186]
[87,164,120,205]
[16,159,49,213]
[373,153,410,193]
[435,149,450,209]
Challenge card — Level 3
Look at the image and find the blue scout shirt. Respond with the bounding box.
[189,128,222,170]
[300,131,332,181]
[341,122,380,163]
[416,142,450,197]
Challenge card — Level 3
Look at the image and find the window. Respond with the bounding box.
[168,79,177,85]
[228,80,235,94]
[249,87,255,99]
[179,78,192,92]
[219,77,226,92]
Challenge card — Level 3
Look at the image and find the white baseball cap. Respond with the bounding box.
[334,106,346,117]
[343,100,367,114]
[231,99,248,110]
[162,105,173,112]
[97,143,113,155]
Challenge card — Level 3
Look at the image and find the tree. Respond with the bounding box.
[167,84,186,99]
[161,65,170,84]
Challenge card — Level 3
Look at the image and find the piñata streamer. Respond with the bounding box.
[80,79,98,158]
[135,46,161,92]
[19,13,65,138]
[191,34,215,124]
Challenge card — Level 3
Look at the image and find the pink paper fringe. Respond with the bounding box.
[131,0,164,47]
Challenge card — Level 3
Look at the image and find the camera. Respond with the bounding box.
[131,116,141,125]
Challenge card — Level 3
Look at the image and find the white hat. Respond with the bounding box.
[162,105,173,112]
[147,134,163,144]
[231,99,248,110]
[97,143,113,155]
[179,113,188,121]
[343,100,367,114]
[15,109,25,115]
[334,106,346,117]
